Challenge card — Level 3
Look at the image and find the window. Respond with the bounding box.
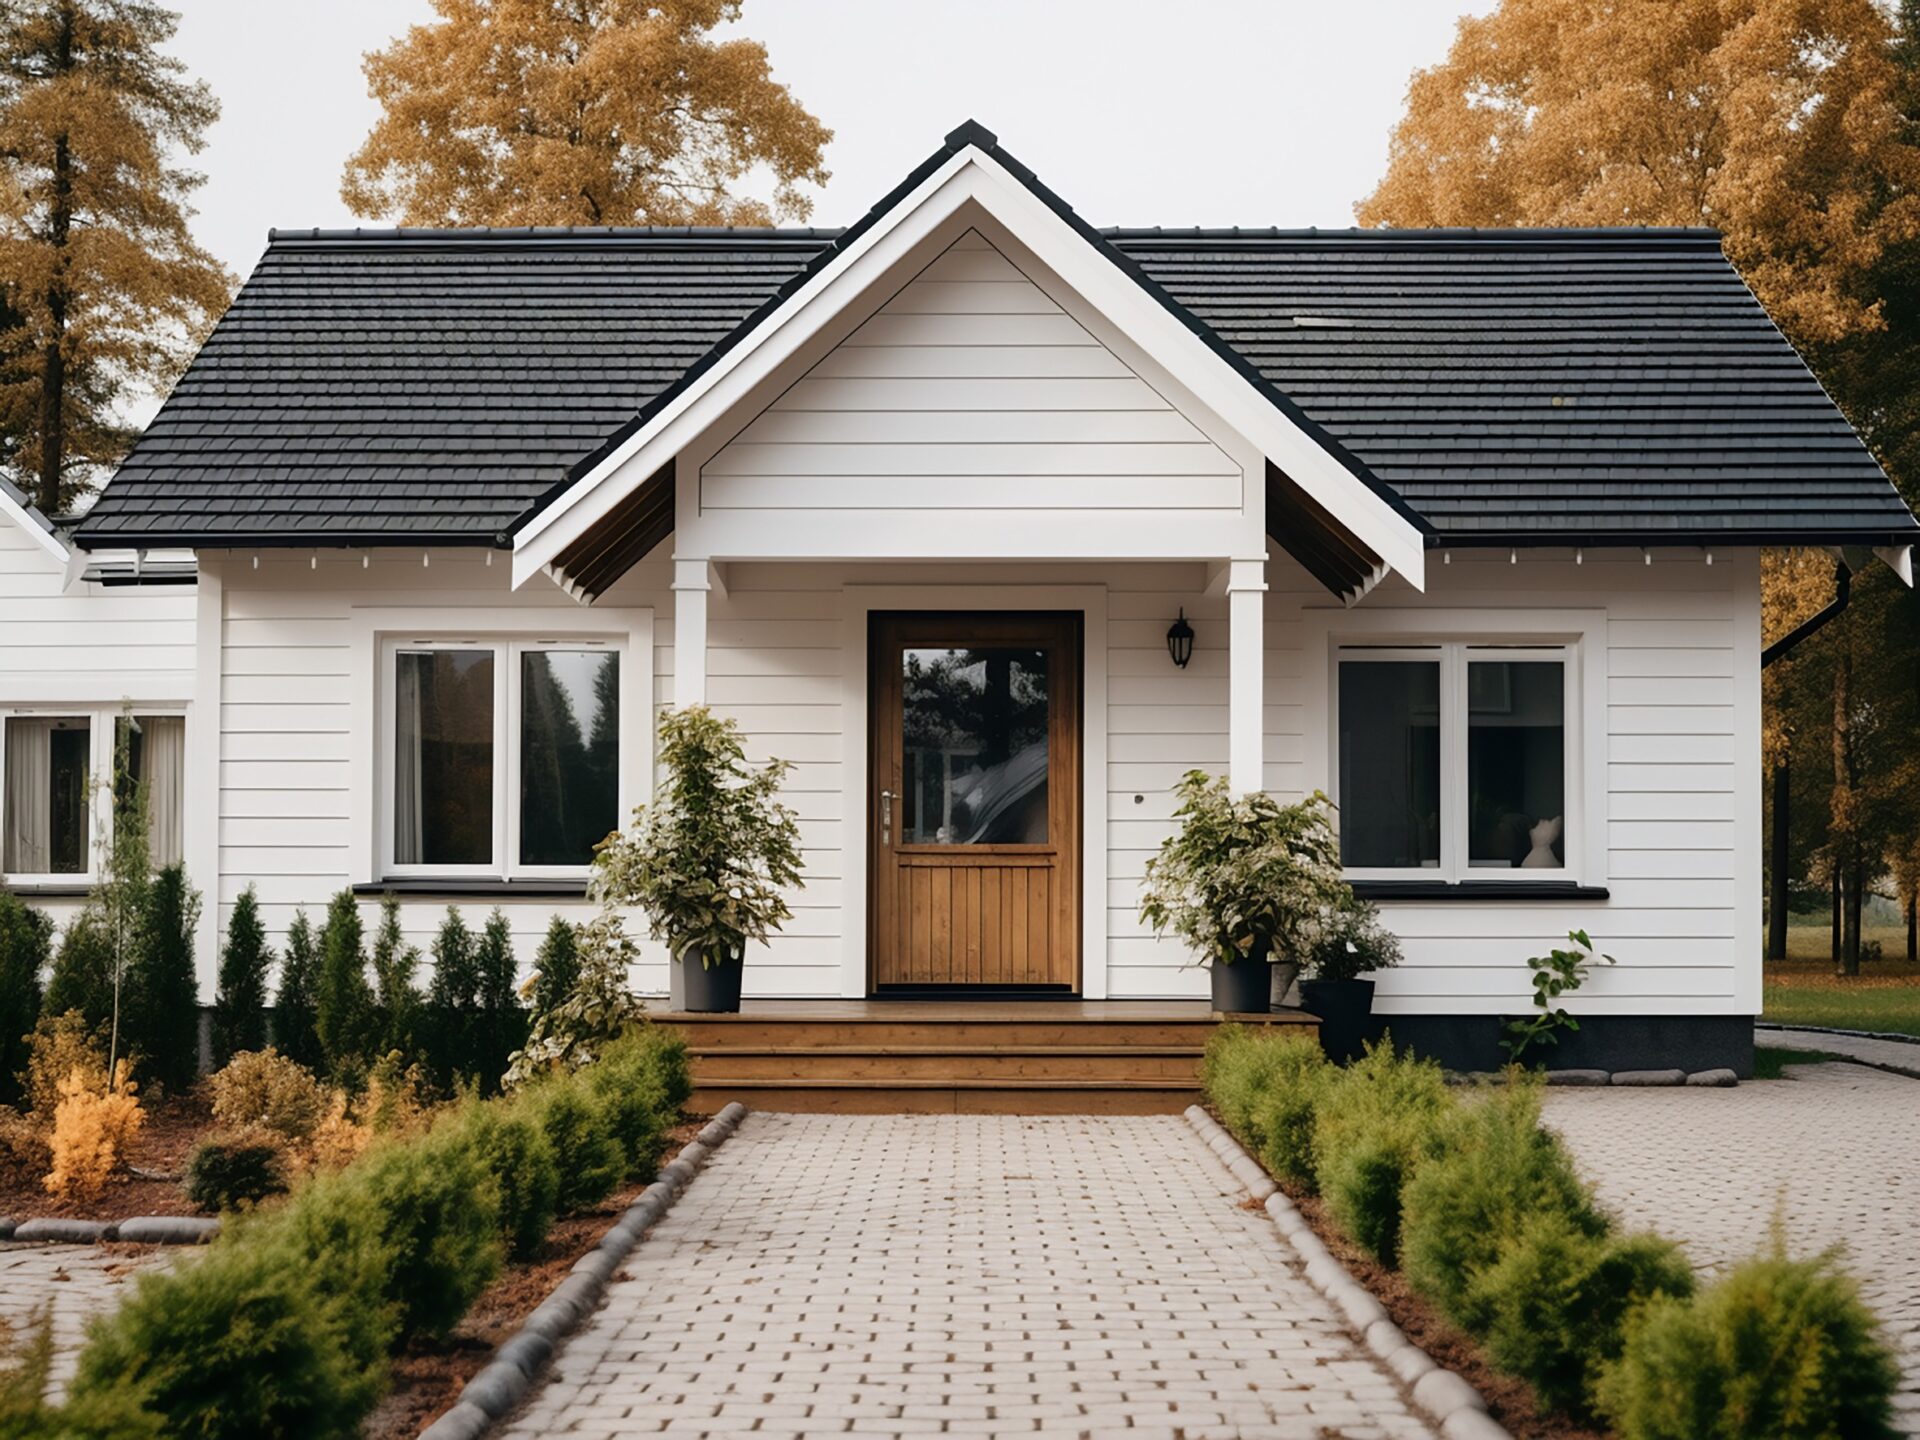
[384,638,622,878]
[901,646,1050,845]
[2,710,185,881]
[1335,644,1573,879]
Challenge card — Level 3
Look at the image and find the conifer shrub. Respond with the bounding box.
[208,1048,327,1144]
[473,908,525,1094]
[1399,1079,1608,1328]
[264,1167,399,1374]
[128,862,200,1094]
[453,1098,560,1259]
[1308,1041,1454,1267]
[0,1308,162,1438]
[635,1023,693,1112]
[425,905,479,1087]
[350,1127,502,1341]
[0,891,50,1107]
[42,910,118,1037]
[211,886,273,1066]
[1199,1025,1292,1147]
[69,1234,378,1440]
[527,1077,624,1214]
[1595,1238,1900,1440]
[44,1060,143,1200]
[527,913,580,1020]
[368,895,422,1063]
[315,890,375,1077]
[1472,1212,1694,1417]
[183,1128,291,1211]
[579,1027,683,1177]
[274,908,324,1072]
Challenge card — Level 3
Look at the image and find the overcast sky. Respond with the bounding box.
[173,0,1495,280]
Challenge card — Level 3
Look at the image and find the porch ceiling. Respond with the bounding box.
[549,456,674,600]
[1265,461,1386,601]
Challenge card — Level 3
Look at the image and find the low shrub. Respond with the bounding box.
[1596,1237,1900,1440]
[1201,1025,1300,1147]
[1,1309,162,1438]
[1309,1041,1453,1266]
[454,1099,560,1259]
[68,1235,378,1440]
[1473,1212,1694,1417]
[528,1077,624,1214]
[308,1090,373,1171]
[1400,1080,1607,1328]
[1246,1040,1334,1192]
[23,1009,106,1123]
[184,1128,291,1212]
[209,1048,327,1143]
[580,1027,688,1177]
[44,1061,143,1200]
[264,1168,401,1373]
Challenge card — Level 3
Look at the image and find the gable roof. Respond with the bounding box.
[0,473,69,563]
[75,124,1919,556]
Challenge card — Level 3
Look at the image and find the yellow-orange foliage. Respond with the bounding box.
[307,1091,371,1172]
[43,1061,142,1200]
[1358,0,1920,348]
[342,0,831,227]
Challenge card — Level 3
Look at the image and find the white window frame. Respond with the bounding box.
[1304,607,1606,890]
[0,704,189,886]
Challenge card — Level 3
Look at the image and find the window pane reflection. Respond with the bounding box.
[1338,661,1441,868]
[395,650,494,866]
[1468,660,1565,869]
[520,650,620,866]
[902,647,1048,844]
[3,716,90,875]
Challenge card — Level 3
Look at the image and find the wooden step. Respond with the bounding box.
[688,1077,1204,1116]
[661,1014,1306,1050]
[689,1044,1204,1083]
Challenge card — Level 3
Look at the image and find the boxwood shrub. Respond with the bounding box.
[527,1073,626,1214]
[1307,1041,1453,1266]
[455,1097,561,1259]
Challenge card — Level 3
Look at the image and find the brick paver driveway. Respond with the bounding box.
[1546,1061,1920,1435]
[505,1113,1436,1440]
[0,1243,168,1400]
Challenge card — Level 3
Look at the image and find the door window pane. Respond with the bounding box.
[394,650,494,866]
[1338,661,1441,868]
[520,650,620,866]
[115,715,185,868]
[1468,660,1565,869]
[4,716,90,874]
[902,647,1049,844]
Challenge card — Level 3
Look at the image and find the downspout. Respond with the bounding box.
[1762,561,1851,669]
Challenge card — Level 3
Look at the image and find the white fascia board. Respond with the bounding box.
[513,143,1427,592]
[0,485,69,565]
[1874,544,1914,586]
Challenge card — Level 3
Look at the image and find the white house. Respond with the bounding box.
[7,123,1916,1075]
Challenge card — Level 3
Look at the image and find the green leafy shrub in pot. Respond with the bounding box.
[1309,1041,1454,1266]
[1301,893,1403,983]
[69,1236,379,1440]
[1400,1079,1608,1329]
[1472,1211,1694,1418]
[454,1098,560,1259]
[1596,1236,1900,1440]
[183,1127,291,1212]
[526,1077,624,1214]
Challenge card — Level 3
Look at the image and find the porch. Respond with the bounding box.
[654,998,1320,1114]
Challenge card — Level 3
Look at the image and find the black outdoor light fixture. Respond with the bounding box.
[1166,609,1195,669]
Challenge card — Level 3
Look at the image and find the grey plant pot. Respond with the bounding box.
[1269,959,1301,1009]
[674,956,744,1013]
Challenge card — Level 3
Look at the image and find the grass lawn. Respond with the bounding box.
[1763,928,1920,1036]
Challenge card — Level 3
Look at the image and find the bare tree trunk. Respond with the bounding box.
[1908,888,1917,967]
[1844,852,1864,975]
[1833,647,1860,976]
[1767,758,1790,962]
[1831,867,1843,969]
[33,7,75,517]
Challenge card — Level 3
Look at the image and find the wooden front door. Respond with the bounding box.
[869,613,1082,991]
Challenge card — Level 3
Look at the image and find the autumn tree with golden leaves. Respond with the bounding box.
[1364,0,1920,973]
[0,0,231,514]
[342,0,831,228]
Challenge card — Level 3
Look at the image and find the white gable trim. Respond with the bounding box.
[512,144,1426,593]
[1,484,68,564]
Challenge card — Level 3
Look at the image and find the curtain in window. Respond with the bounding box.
[3,718,52,874]
[142,716,185,868]
[394,655,424,864]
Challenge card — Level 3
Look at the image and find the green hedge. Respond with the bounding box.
[58,1022,688,1439]
[1201,1027,1898,1430]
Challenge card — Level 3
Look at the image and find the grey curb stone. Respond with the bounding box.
[1685,1068,1739,1087]
[418,1401,492,1440]
[435,1108,749,1437]
[12,1218,114,1244]
[0,1218,13,1240]
[1545,1068,1611,1086]
[1184,1108,1515,1440]
[1612,1068,1687,1086]
[115,1216,220,1245]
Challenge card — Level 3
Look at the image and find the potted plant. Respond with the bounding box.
[594,706,804,1013]
[1299,895,1402,1062]
[1140,772,1346,1014]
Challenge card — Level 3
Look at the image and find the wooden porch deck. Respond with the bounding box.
[653,999,1319,1115]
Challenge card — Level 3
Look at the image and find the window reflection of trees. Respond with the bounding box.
[902,648,1049,844]
[520,651,620,866]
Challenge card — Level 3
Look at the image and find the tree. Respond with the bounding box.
[127,860,198,1092]
[210,885,272,1065]
[0,890,50,1105]
[425,905,478,1085]
[314,890,374,1076]
[341,0,830,228]
[273,909,322,1072]
[473,909,523,1095]
[527,914,580,1022]
[0,0,231,513]
[367,894,421,1061]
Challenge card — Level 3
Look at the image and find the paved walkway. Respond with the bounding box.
[0,1243,168,1401]
[505,1113,1437,1440]
[1760,1024,1920,1079]
[1546,1060,1920,1435]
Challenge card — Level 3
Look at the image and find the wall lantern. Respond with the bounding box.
[1166,609,1195,669]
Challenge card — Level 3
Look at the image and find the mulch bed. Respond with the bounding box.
[363,1116,710,1440]
[0,1094,212,1222]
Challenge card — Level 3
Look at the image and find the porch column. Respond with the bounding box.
[672,557,713,707]
[1227,558,1266,795]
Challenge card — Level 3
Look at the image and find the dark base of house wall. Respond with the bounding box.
[1380,1014,1755,1079]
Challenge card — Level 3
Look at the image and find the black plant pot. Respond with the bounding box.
[674,956,744,1013]
[1209,951,1272,1014]
[1299,977,1378,1064]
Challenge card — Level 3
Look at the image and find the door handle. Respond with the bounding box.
[880,789,893,847]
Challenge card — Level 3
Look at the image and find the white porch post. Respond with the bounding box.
[672,557,715,707]
[1227,557,1266,795]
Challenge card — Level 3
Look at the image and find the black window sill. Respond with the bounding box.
[2,881,92,898]
[1350,880,1610,903]
[352,878,591,900]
